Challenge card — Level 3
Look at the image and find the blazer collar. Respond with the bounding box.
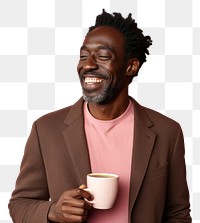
[64,97,154,127]
[64,98,84,126]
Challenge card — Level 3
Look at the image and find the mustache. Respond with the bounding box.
[81,71,108,80]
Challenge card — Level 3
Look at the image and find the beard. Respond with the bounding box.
[82,78,123,105]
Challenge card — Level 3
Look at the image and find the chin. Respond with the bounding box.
[83,93,116,105]
[82,91,107,103]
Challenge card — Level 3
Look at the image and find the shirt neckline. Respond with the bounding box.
[84,100,133,125]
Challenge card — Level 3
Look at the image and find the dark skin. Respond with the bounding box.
[48,26,140,222]
[48,185,93,223]
[77,26,140,120]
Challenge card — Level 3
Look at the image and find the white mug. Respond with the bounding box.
[85,173,119,209]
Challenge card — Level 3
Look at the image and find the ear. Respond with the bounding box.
[126,58,140,77]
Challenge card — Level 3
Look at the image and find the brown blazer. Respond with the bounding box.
[9,97,191,223]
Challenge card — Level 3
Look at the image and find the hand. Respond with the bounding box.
[48,185,93,223]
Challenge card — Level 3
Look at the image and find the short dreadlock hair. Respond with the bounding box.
[87,9,152,71]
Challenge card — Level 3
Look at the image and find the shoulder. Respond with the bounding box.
[131,97,182,136]
[34,98,83,129]
[144,107,182,139]
[145,107,179,128]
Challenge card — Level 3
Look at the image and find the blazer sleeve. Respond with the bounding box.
[162,125,192,222]
[8,121,54,223]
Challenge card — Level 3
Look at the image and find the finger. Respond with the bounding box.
[60,201,89,222]
[73,187,93,201]
[63,188,83,199]
[61,188,93,210]
[79,184,86,189]
[72,187,92,201]
[62,212,87,223]
[62,190,93,211]
[62,205,89,216]
[62,196,85,207]
[79,188,93,201]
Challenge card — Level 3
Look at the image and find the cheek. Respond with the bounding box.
[77,62,82,74]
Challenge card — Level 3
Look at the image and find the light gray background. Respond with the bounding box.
[0,0,199,221]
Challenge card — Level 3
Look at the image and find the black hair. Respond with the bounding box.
[88,9,152,72]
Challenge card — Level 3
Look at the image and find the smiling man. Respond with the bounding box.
[78,26,130,107]
[9,10,191,223]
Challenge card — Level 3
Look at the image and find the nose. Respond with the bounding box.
[83,56,98,71]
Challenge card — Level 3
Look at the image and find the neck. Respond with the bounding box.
[87,95,130,120]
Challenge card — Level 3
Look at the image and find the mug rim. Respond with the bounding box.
[87,173,119,179]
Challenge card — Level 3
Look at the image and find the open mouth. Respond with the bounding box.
[84,77,103,84]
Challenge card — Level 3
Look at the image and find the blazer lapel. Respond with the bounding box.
[129,98,156,212]
[63,98,91,185]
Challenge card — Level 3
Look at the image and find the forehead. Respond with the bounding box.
[82,26,125,51]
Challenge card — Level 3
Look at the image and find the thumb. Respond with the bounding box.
[79,184,87,189]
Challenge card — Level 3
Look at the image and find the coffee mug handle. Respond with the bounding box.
[83,188,95,205]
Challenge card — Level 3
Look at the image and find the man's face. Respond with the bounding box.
[77,26,130,105]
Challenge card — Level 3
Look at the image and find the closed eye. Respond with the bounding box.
[80,55,88,61]
[97,55,111,60]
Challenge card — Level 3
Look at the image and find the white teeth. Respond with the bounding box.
[85,77,103,84]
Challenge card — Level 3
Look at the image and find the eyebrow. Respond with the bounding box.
[80,45,114,53]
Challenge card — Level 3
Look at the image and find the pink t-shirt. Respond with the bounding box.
[84,101,134,223]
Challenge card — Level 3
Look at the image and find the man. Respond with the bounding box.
[9,10,191,223]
